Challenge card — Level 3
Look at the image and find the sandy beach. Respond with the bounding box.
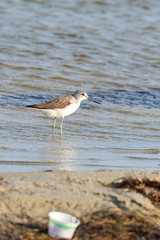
[1,169,160,227]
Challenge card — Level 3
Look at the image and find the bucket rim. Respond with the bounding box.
[48,211,80,228]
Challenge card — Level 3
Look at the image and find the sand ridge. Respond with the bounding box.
[0,169,160,225]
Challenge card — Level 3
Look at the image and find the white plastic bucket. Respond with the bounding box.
[48,211,80,239]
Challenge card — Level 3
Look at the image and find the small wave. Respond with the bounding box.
[1,89,160,109]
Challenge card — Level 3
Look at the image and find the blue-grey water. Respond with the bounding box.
[1,0,160,172]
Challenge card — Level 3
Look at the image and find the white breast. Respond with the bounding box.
[39,103,80,118]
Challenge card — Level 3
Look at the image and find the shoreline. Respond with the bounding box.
[1,169,160,224]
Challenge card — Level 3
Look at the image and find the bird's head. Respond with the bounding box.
[72,90,101,104]
[72,90,88,101]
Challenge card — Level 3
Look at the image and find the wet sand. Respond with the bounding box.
[1,169,160,226]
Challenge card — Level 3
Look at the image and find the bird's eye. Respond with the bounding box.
[82,93,84,96]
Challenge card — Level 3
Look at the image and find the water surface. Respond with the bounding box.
[1,0,160,171]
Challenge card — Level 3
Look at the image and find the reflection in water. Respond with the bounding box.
[46,136,78,171]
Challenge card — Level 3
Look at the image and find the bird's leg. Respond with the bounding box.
[52,117,57,135]
[60,117,63,135]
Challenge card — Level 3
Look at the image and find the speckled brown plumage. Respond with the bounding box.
[27,95,72,109]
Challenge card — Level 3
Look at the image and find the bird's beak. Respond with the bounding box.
[88,97,101,104]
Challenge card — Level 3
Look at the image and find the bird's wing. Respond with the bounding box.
[27,95,72,109]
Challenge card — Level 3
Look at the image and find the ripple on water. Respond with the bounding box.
[1,0,160,171]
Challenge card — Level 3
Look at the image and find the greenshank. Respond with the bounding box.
[27,90,100,135]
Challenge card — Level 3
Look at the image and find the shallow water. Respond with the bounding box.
[1,0,160,172]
